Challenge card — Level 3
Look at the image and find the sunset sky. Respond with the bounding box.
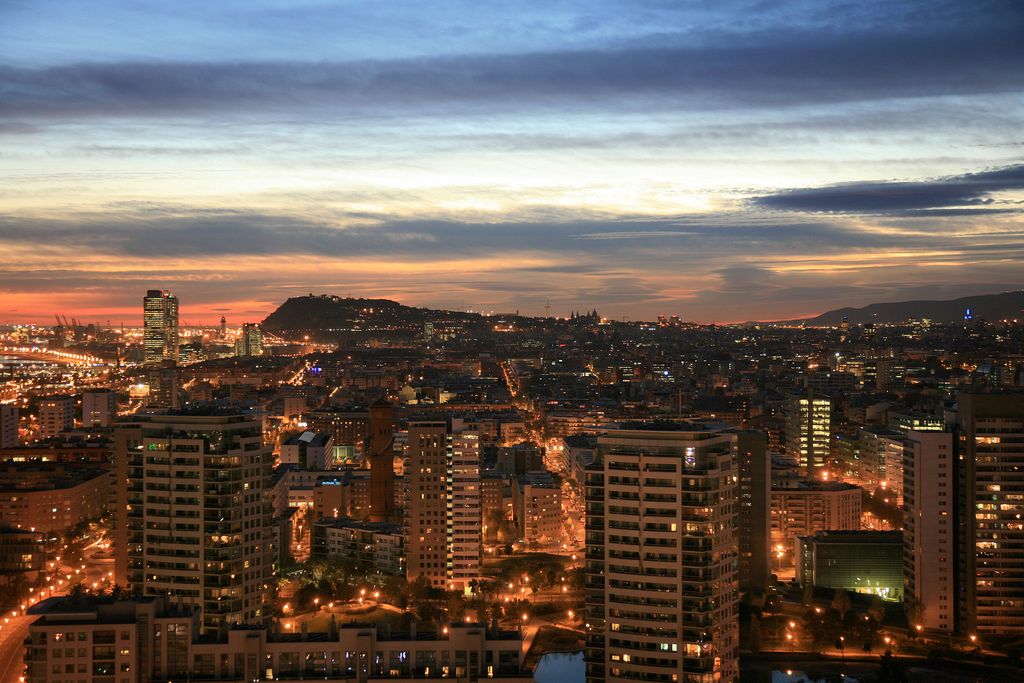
[1,0,1023,324]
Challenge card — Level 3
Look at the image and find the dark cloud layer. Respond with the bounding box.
[1,25,1022,121]
[752,163,1024,214]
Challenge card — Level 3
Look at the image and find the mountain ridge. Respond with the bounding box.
[783,290,1024,325]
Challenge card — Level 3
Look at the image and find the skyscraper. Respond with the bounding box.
[405,421,482,593]
[114,412,274,634]
[234,322,263,357]
[143,289,179,366]
[368,401,396,523]
[585,423,739,683]
[785,392,831,476]
[956,393,1024,636]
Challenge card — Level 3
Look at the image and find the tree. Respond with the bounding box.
[867,595,886,625]
[831,588,852,622]
[903,595,925,635]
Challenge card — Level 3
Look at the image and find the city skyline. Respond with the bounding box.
[2,0,1024,323]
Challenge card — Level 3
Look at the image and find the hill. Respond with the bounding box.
[261,294,480,335]
[792,290,1024,325]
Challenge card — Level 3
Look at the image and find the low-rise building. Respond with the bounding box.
[797,530,903,601]
[25,595,527,683]
[310,518,404,574]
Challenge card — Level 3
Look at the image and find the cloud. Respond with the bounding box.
[1,24,1021,121]
[751,163,1024,214]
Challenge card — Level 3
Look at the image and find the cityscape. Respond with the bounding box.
[2,1,1024,683]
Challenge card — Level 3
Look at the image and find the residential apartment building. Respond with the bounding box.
[585,422,739,683]
[113,412,274,635]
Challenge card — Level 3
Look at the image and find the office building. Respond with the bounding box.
[784,393,831,476]
[81,389,116,428]
[143,289,179,366]
[585,423,739,683]
[956,393,1024,636]
[735,430,771,591]
[903,429,956,632]
[38,395,74,438]
[234,322,263,357]
[0,404,18,448]
[114,412,273,635]
[405,422,482,593]
[797,530,903,601]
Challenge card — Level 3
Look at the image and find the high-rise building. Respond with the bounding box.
[0,404,18,448]
[38,395,74,438]
[234,322,263,357]
[368,401,396,523]
[584,423,739,683]
[785,393,831,476]
[405,422,482,593]
[405,422,449,589]
[449,431,481,593]
[82,388,116,427]
[903,429,956,632]
[735,430,771,592]
[143,289,179,366]
[956,393,1024,636]
[114,412,274,635]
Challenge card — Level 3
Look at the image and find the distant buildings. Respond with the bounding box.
[234,322,263,357]
[585,423,739,683]
[142,289,179,365]
[114,412,274,634]
[797,530,903,601]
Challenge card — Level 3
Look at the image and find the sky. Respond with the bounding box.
[1,0,1023,324]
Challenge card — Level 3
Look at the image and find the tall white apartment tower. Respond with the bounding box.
[903,429,956,632]
[585,422,739,683]
[114,412,274,635]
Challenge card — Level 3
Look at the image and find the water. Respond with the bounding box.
[533,651,584,683]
